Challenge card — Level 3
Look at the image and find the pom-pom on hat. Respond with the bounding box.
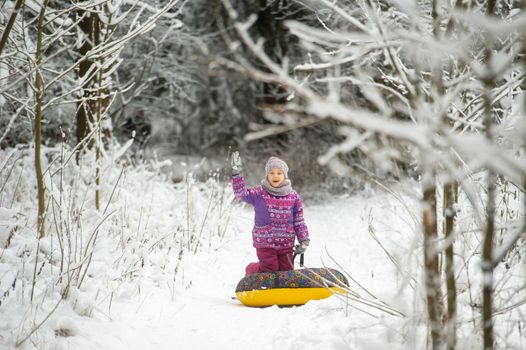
[265,157,289,178]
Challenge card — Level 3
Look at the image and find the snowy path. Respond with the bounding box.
[63,192,417,350]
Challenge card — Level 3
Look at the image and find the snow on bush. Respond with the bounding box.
[0,144,233,349]
[0,142,524,349]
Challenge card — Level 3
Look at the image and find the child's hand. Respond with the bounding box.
[294,239,310,255]
[231,151,243,174]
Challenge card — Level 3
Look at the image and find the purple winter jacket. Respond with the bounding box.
[231,174,310,249]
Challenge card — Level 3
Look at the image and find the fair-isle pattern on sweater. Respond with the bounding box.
[231,174,309,249]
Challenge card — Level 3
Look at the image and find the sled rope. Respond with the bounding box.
[293,253,304,267]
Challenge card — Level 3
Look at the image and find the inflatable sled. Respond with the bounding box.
[235,267,349,307]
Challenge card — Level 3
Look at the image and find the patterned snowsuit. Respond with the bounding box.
[231,174,310,274]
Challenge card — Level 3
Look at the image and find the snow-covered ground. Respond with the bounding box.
[1,148,524,350]
[42,191,423,350]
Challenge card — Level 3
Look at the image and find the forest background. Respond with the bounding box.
[1,0,525,349]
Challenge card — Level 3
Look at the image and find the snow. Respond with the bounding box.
[0,147,524,350]
[19,192,419,350]
[0,63,7,107]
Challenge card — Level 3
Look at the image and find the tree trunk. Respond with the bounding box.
[443,181,458,350]
[423,179,444,349]
[480,1,496,347]
[254,0,295,105]
[76,9,93,157]
[75,6,113,210]
[481,171,496,350]
[34,0,50,238]
[76,9,101,161]
[481,84,496,350]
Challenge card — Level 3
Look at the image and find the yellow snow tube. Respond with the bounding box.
[235,268,349,307]
[236,286,347,307]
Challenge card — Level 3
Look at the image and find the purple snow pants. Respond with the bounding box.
[245,247,294,275]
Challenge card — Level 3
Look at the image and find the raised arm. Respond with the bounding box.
[231,173,259,205]
[230,151,258,205]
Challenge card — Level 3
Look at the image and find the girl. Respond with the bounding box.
[230,151,310,275]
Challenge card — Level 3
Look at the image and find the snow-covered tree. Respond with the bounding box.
[1,0,184,213]
[216,0,526,348]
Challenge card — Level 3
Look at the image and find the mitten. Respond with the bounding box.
[294,239,310,255]
[231,151,243,175]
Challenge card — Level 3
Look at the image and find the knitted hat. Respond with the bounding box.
[265,157,289,178]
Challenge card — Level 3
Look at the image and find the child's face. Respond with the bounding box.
[267,168,285,187]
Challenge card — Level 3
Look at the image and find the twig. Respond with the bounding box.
[9,161,24,209]
[102,167,124,215]
[324,247,407,317]
[295,256,405,317]
[0,152,21,204]
[15,294,64,348]
[195,187,215,253]
[367,223,418,289]
[324,247,380,300]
